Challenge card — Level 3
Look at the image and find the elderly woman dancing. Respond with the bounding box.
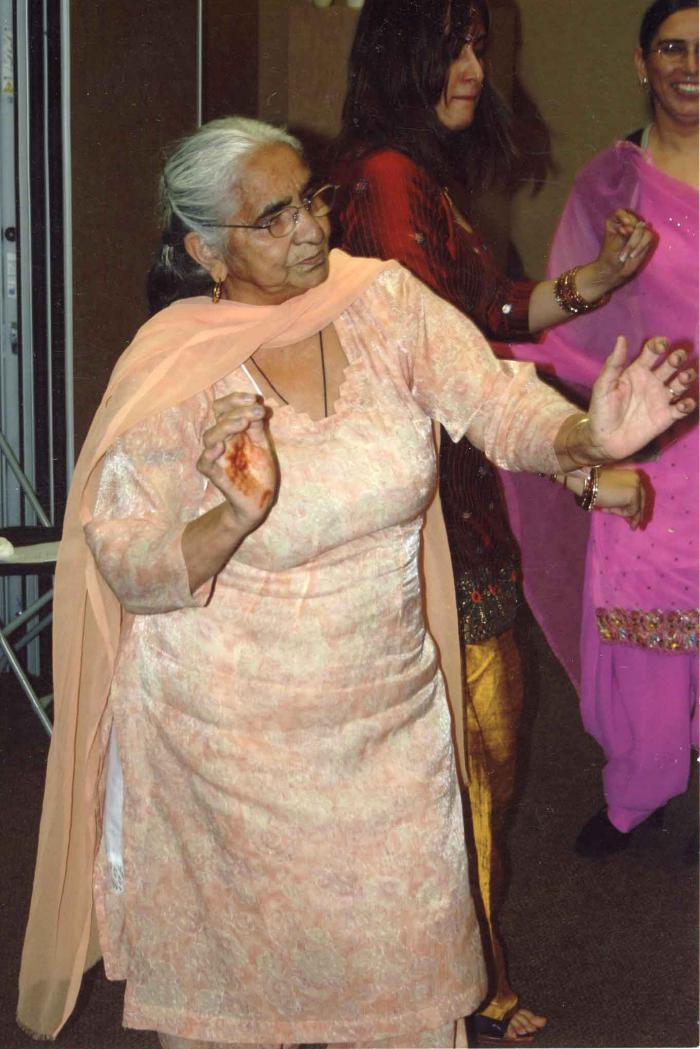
[17,116,695,1049]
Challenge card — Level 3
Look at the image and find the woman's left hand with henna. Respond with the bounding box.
[587,335,696,461]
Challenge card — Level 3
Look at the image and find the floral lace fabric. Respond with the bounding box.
[87,269,571,1043]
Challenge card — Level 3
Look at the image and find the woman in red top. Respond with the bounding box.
[334,0,655,1042]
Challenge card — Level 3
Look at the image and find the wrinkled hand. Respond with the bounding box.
[197,392,278,530]
[588,336,696,461]
[596,467,647,530]
[593,209,656,292]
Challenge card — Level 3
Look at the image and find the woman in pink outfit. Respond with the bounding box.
[17,115,696,1049]
[506,0,698,857]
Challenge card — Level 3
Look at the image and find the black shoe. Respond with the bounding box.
[575,807,630,857]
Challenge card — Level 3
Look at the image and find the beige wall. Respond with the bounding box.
[509,0,648,277]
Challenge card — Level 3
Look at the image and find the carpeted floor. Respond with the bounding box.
[1,609,697,1049]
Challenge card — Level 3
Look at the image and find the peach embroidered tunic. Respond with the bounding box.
[80,267,569,1045]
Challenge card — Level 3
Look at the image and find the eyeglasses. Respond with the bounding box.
[201,184,338,239]
[646,39,699,63]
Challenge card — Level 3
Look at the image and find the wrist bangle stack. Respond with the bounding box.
[554,266,611,315]
[576,466,600,512]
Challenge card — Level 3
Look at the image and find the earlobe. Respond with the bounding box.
[184,231,227,282]
[633,48,648,87]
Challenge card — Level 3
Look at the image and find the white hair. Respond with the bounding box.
[160,115,303,251]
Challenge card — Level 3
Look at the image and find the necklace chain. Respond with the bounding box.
[252,330,328,418]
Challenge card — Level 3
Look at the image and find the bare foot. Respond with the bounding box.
[505,1007,547,1041]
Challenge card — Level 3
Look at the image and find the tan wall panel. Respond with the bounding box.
[70,0,198,450]
[258,0,290,124]
[205,0,259,120]
[510,0,647,278]
[287,1,357,138]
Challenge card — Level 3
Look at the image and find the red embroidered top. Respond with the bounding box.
[336,148,537,642]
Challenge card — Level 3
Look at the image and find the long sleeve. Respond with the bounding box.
[336,149,535,342]
[385,268,574,476]
[84,392,216,614]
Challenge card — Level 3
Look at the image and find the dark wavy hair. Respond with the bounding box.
[640,0,698,52]
[336,0,514,192]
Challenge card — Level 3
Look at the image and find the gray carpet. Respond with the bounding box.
[1,609,697,1049]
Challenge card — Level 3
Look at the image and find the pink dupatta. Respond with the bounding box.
[502,140,699,688]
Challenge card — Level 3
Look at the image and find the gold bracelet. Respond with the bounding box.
[554,266,612,315]
[563,416,608,469]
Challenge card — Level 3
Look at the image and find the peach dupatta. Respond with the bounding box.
[17,249,464,1039]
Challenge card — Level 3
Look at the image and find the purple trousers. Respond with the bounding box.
[580,604,699,833]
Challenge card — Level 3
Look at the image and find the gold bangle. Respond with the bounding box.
[554,266,612,315]
[563,416,608,469]
[576,466,600,512]
[564,416,591,467]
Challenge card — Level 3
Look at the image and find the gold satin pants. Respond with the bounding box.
[463,627,523,1022]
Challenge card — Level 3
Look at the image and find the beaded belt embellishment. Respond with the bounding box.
[596,607,699,652]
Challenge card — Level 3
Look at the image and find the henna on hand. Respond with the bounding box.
[223,432,274,510]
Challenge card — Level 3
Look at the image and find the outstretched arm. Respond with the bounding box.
[553,337,696,470]
[402,271,695,475]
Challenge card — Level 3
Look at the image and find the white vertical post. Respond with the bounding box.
[14,0,36,501]
[42,0,54,519]
[0,0,20,536]
[61,0,73,478]
[2,0,38,669]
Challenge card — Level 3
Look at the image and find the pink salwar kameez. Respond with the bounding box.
[504,139,699,831]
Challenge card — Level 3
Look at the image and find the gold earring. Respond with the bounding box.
[640,75,648,87]
[212,280,222,304]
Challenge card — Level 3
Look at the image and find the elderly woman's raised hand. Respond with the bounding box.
[197,392,278,532]
[586,336,696,462]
